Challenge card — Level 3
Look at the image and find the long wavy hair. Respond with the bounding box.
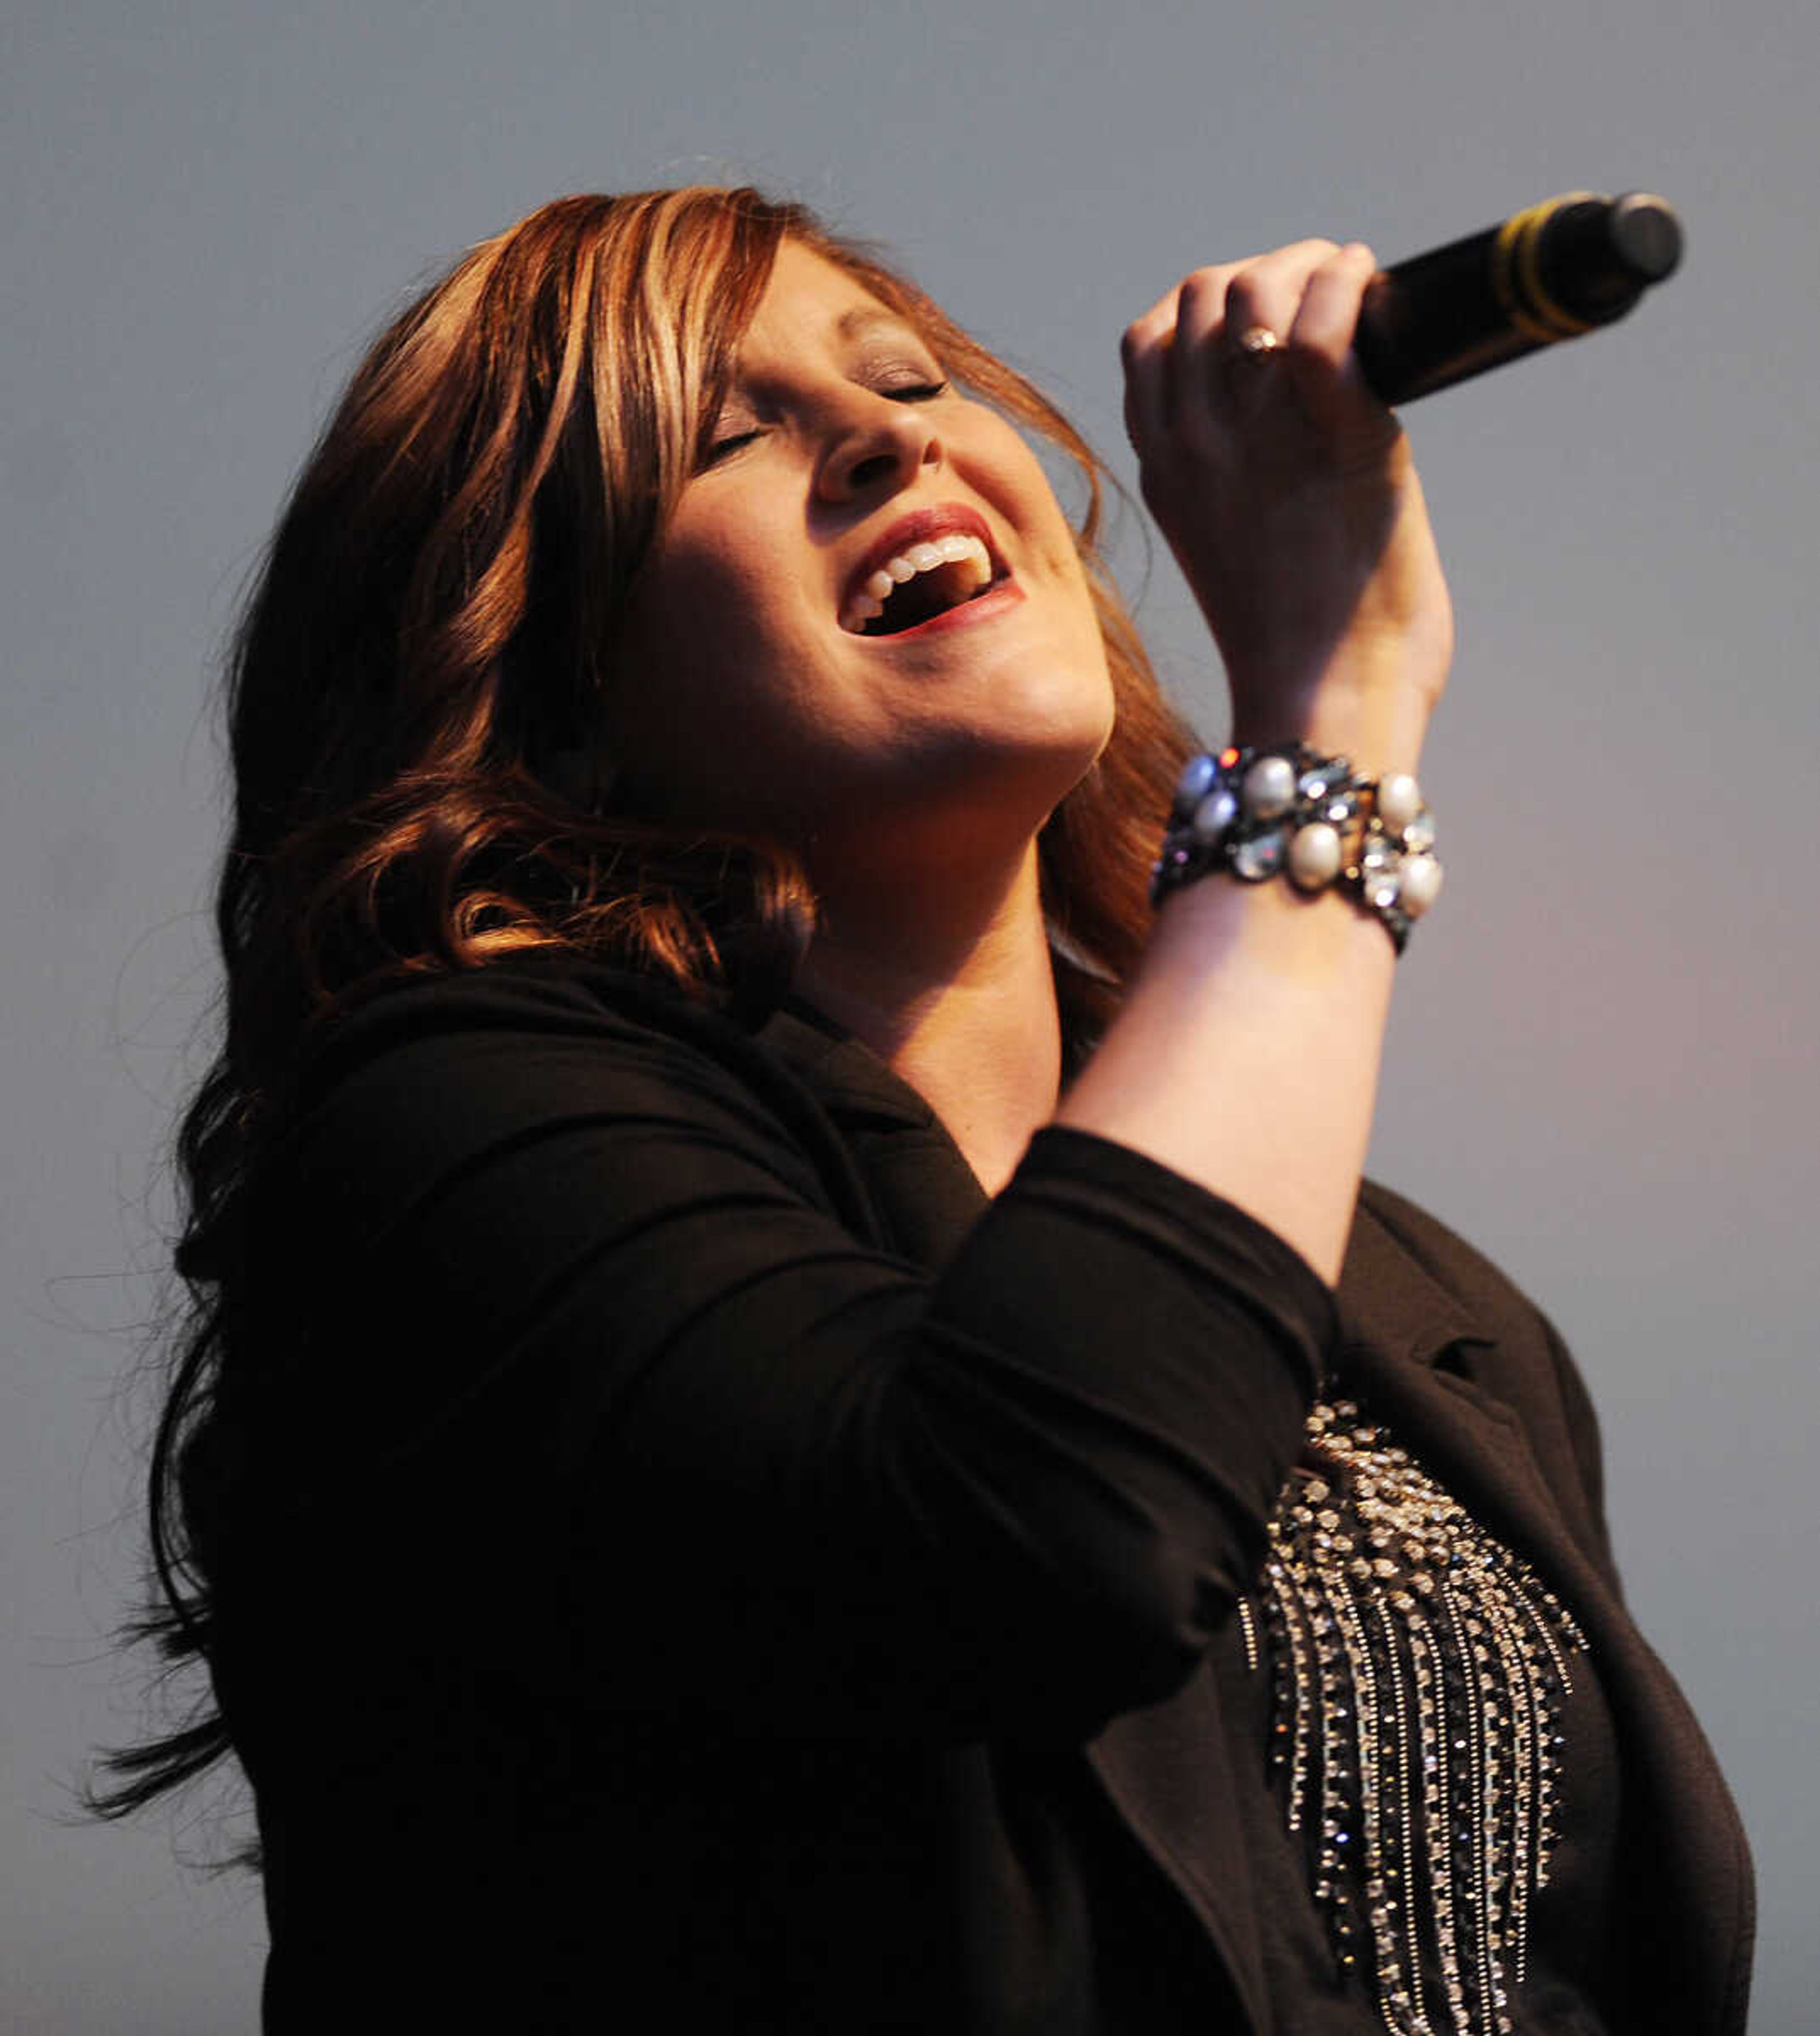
[94,186,1196,1828]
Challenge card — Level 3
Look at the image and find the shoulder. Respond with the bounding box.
[259,955,874,1238]
[296,952,755,1099]
[1352,1177,1544,1330]
[1350,1178,1618,1579]
[1349,1175,1577,1398]
[291,953,801,1125]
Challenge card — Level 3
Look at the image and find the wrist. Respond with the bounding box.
[1231,674,1434,773]
[1226,634,1449,778]
[1153,741,1443,955]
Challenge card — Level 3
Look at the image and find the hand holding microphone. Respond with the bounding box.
[1123,239,1454,761]
[1121,194,1680,755]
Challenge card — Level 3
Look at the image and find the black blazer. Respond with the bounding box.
[1105,1186,1756,2034]
[215,961,1753,2033]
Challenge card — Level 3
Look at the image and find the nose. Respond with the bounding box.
[815,392,941,503]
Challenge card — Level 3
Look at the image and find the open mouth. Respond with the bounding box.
[840,533,1001,636]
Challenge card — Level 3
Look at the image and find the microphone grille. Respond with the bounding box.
[1608,193,1684,284]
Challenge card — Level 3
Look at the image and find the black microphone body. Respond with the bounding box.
[1353,192,1683,405]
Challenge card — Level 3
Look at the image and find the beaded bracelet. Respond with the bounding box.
[1150,743,1444,953]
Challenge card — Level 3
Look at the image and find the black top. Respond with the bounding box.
[207,957,1753,2034]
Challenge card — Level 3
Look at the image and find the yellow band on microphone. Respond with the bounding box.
[1492,192,1599,346]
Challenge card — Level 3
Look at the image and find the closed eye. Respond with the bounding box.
[699,428,763,470]
[698,381,949,472]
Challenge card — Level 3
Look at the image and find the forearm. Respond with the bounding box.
[1056,848,1399,1287]
[1080,235,1451,1282]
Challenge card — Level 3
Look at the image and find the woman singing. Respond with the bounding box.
[101,187,1752,2032]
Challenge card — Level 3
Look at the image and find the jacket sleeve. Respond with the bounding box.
[235,967,1335,1744]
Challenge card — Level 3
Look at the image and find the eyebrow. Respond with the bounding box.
[835,305,919,342]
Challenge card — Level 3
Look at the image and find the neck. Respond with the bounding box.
[794,842,1062,1197]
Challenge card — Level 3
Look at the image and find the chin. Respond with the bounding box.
[996,642,1117,768]
[945,703,1116,841]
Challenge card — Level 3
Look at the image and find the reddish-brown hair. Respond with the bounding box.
[96,187,1195,1824]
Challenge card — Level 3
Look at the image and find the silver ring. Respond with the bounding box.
[1235,324,1283,362]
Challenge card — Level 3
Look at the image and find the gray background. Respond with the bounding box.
[4,1,1813,2027]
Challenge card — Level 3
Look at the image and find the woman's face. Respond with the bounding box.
[611,241,1115,875]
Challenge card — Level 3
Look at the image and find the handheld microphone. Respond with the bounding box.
[1352,192,1684,405]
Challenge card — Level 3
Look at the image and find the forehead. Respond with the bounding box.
[738,242,923,361]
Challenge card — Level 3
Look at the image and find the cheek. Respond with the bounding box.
[626,531,755,700]
[656,521,811,679]
[976,418,1078,546]
[615,567,826,821]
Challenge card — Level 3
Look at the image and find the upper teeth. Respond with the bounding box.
[841,533,994,634]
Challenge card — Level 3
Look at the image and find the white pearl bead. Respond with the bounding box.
[1376,773,1422,833]
[1243,754,1297,820]
[1288,822,1343,891]
[1191,787,1238,842]
[1398,854,1445,917]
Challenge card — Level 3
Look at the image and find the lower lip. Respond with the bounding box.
[855,576,1024,643]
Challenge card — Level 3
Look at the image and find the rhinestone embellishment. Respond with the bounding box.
[1151,745,1444,950]
[1238,1396,1588,2036]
